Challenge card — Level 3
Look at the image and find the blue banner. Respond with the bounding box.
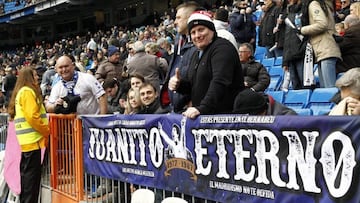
[81,114,360,202]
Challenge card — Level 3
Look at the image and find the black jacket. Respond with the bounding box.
[336,23,360,73]
[229,12,257,43]
[282,4,307,66]
[177,37,244,114]
[242,59,270,92]
[259,3,278,47]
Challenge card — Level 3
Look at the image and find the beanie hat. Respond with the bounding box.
[107,45,119,57]
[233,88,268,115]
[187,11,216,33]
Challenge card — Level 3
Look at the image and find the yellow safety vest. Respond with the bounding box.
[14,86,48,147]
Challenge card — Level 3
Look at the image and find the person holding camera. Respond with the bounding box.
[45,55,107,115]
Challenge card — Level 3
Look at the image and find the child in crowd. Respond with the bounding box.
[335,22,345,36]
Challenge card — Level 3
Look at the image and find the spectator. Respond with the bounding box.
[0,91,5,112]
[169,11,244,118]
[102,78,126,114]
[127,41,168,93]
[3,66,17,102]
[124,88,144,115]
[329,67,360,115]
[46,55,107,114]
[229,1,257,48]
[350,2,360,18]
[238,43,270,92]
[272,0,286,58]
[129,73,145,90]
[213,7,238,49]
[160,1,199,113]
[95,45,124,83]
[40,57,57,96]
[7,66,50,203]
[335,0,351,23]
[233,88,297,115]
[282,0,306,90]
[335,14,360,74]
[138,82,169,114]
[156,37,173,64]
[258,0,278,58]
[335,22,346,36]
[300,0,342,88]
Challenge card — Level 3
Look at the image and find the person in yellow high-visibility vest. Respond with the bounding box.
[7,66,50,203]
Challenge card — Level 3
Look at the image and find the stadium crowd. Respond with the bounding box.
[0,0,360,116]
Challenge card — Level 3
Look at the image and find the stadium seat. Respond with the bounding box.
[268,66,283,77]
[266,90,285,103]
[294,108,313,116]
[314,109,331,116]
[267,75,282,91]
[254,53,265,61]
[307,87,338,115]
[274,56,283,66]
[261,57,275,69]
[255,46,266,55]
[284,89,312,109]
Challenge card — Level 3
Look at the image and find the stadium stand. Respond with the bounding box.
[268,65,283,77]
[283,89,312,109]
[307,87,338,115]
[294,108,313,116]
[261,57,275,69]
[274,56,283,66]
[266,90,285,103]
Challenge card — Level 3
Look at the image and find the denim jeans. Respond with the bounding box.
[289,59,304,90]
[318,57,337,88]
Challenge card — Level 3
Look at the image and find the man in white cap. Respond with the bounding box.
[169,10,245,119]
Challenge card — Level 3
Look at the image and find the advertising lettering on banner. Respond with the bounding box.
[81,114,360,202]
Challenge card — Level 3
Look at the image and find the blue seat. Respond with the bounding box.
[261,57,275,68]
[307,87,338,115]
[294,108,313,116]
[254,53,265,61]
[268,66,283,77]
[314,109,331,116]
[284,89,312,109]
[274,57,283,66]
[267,90,285,103]
[255,46,267,55]
[267,76,282,91]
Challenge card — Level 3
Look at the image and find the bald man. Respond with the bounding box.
[46,55,107,114]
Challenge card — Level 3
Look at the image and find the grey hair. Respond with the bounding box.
[335,67,360,97]
[344,14,360,27]
[240,42,254,56]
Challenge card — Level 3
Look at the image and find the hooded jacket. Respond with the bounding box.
[300,0,342,62]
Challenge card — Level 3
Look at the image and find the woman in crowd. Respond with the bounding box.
[124,88,144,114]
[7,66,50,203]
[299,0,341,88]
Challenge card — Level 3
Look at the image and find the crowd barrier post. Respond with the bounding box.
[48,113,84,203]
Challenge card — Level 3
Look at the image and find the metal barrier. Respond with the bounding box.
[48,113,84,203]
[0,113,8,151]
[46,114,216,203]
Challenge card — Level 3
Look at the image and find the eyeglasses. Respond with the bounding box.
[341,1,346,3]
